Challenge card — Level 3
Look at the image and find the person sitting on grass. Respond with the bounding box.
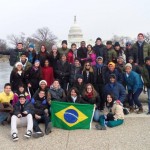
[95,94,124,130]
[11,94,34,141]
[31,90,52,138]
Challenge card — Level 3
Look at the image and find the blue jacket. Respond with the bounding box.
[104,82,126,103]
[124,71,143,93]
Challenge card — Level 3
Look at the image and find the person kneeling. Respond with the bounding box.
[31,90,52,138]
[96,94,124,130]
[11,94,34,141]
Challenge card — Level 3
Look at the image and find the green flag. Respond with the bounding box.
[51,101,95,130]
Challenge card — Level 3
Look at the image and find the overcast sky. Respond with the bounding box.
[0,0,150,43]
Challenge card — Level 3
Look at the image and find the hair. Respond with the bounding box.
[39,89,46,94]
[17,43,23,46]
[44,59,50,66]
[71,43,76,47]
[40,45,47,51]
[81,41,85,44]
[4,83,11,88]
[82,83,98,98]
[105,93,115,107]
[87,44,93,50]
[83,61,94,72]
[68,87,79,97]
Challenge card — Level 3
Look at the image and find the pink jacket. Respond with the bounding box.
[12,93,31,106]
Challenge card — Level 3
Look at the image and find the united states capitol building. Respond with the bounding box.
[57,16,95,48]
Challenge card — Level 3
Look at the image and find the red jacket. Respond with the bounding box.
[67,50,74,64]
[42,66,54,87]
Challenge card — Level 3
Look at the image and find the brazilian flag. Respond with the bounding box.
[51,101,95,130]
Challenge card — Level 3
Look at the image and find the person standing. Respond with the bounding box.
[124,63,143,113]
[93,37,107,64]
[141,57,150,114]
[132,33,150,66]
[0,43,26,66]
[58,40,69,56]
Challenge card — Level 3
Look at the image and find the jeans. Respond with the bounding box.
[128,88,142,108]
[33,114,50,133]
[0,112,9,123]
[93,109,101,122]
[11,114,33,135]
[147,88,150,112]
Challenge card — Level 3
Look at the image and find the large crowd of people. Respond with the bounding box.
[0,32,150,141]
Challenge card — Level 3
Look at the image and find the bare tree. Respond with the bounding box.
[32,27,57,51]
[144,33,150,44]
[0,39,7,51]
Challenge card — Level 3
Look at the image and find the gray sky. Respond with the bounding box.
[0,0,150,43]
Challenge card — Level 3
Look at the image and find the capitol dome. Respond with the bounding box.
[68,16,83,48]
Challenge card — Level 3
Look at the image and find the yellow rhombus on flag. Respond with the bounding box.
[55,105,88,127]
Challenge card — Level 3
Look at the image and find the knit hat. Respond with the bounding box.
[15,62,23,68]
[126,41,132,46]
[97,56,103,60]
[114,42,120,47]
[34,60,40,64]
[62,40,68,45]
[19,94,26,99]
[145,56,150,62]
[29,43,34,49]
[52,45,57,50]
[138,33,144,37]
[109,74,116,79]
[39,80,47,86]
[125,63,132,69]
[117,56,124,61]
[108,62,115,67]
[96,37,102,42]
[106,41,112,45]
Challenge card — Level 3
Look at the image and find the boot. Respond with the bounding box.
[137,106,143,114]
[129,106,134,113]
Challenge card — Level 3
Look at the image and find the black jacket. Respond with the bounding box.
[83,71,94,84]
[0,49,26,66]
[73,82,85,96]
[55,60,70,82]
[93,44,107,64]
[13,101,34,117]
[66,95,83,103]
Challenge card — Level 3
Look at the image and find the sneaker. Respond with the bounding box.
[95,124,106,130]
[45,122,52,135]
[24,130,32,138]
[32,132,44,138]
[12,133,19,141]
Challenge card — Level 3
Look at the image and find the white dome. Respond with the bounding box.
[68,16,83,47]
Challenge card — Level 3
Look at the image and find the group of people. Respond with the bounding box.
[0,32,150,141]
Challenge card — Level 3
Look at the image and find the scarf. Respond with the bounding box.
[86,92,93,99]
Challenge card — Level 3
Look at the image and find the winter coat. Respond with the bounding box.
[12,92,30,106]
[125,48,138,63]
[86,52,96,66]
[58,47,69,56]
[13,100,34,117]
[49,85,66,101]
[69,64,83,85]
[49,53,60,70]
[55,60,70,82]
[31,96,49,115]
[115,48,126,63]
[73,82,86,96]
[26,51,37,64]
[107,48,117,62]
[104,82,126,103]
[66,95,83,103]
[112,101,124,120]
[93,44,107,63]
[93,64,107,84]
[25,67,42,92]
[104,68,123,84]
[36,51,50,67]
[83,71,94,84]
[124,71,143,93]
[140,65,150,88]
[67,49,77,64]
[0,49,26,66]
[132,41,150,65]
[10,70,26,92]
[42,66,54,87]
[77,47,87,59]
